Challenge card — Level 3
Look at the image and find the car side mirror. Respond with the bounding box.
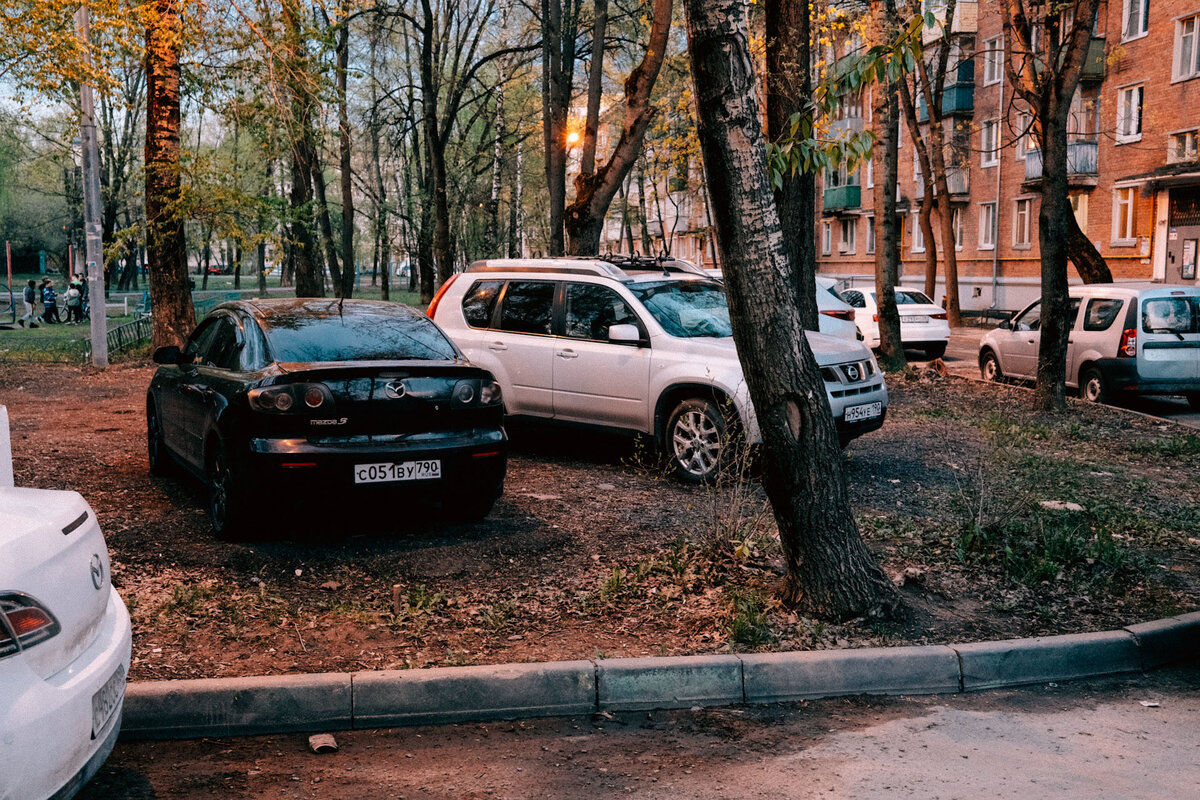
[997,319,1011,331]
[608,324,642,345]
[153,345,182,365]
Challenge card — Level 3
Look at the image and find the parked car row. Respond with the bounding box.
[146,257,890,535]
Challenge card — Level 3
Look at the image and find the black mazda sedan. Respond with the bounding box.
[147,298,507,538]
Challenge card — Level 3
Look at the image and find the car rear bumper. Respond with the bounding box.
[1,587,131,800]
[244,427,508,500]
[1096,359,1200,394]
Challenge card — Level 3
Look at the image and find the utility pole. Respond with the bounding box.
[75,5,108,368]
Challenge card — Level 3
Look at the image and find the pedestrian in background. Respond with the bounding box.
[18,280,38,328]
[40,279,59,324]
[66,280,84,324]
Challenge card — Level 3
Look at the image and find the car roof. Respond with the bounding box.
[216,297,427,325]
[465,256,710,283]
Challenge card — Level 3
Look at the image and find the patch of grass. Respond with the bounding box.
[162,584,215,618]
[1125,433,1200,458]
[911,406,960,421]
[480,599,518,632]
[399,584,445,617]
[727,588,774,649]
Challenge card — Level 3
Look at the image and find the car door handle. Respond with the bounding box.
[488,342,508,352]
[556,349,579,359]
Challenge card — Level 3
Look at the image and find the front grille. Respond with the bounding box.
[821,360,876,386]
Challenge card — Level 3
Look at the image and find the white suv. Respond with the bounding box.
[429,256,888,482]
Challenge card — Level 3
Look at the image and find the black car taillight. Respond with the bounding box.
[820,309,855,322]
[249,383,334,413]
[0,593,61,658]
[452,378,503,408]
[1118,328,1137,357]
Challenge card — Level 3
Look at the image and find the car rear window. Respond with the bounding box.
[262,305,459,362]
[896,290,934,305]
[1082,298,1123,331]
[1141,297,1200,334]
[462,280,503,328]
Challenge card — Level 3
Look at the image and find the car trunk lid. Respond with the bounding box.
[1136,290,1200,381]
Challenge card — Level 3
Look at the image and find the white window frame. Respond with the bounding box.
[1112,187,1137,246]
[1168,128,1200,163]
[839,218,857,254]
[911,212,926,253]
[866,215,876,254]
[1013,197,1034,249]
[822,221,833,256]
[952,207,964,251]
[865,157,875,188]
[1176,14,1200,82]
[978,202,996,250]
[982,36,1004,86]
[981,120,999,167]
[1122,0,1150,42]
[913,145,923,185]
[1116,85,1144,144]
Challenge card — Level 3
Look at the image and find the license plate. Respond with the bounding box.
[844,402,882,423]
[354,460,442,484]
[91,663,126,739]
[899,315,927,323]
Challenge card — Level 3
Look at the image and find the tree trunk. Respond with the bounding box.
[541,0,578,256]
[283,0,325,299]
[683,0,899,620]
[144,0,193,349]
[336,3,355,298]
[872,0,905,371]
[564,0,671,256]
[1066,210,1112,283]
[765,0,817,332]
[1034,109,1072,410]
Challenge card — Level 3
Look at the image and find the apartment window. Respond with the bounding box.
[839,218,857,254]
[914,146,923,185]
[911,213,925,253]
[1015,112,1035,160]
[865,157,875,188]
[979,202,996,250]
[1177,15,1200,81]
[952,208,964,251]
[1169,130,1200,163]
[982,36,1003,85]
[1071,193,1089,234]
[1116,85,1143,143]
[822,221,833,256]
[1014,197,1033,248]
[981,120,999,167]
[866,215,876,254]
[1122,0,1149,41]
[1113,187,1136,244]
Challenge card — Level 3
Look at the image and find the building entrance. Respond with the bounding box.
[1167,188,1200,284]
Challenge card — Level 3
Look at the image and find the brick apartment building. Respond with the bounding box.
[816,0,1200,313]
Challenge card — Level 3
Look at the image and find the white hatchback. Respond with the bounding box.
[839,285,951,358]
[0,486,132,800]
[429,257,888,483]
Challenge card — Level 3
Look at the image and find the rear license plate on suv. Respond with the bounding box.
[354,460,442,484]
[844,402,882,423]
[91,663,125,739]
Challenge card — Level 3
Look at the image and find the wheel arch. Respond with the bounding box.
[653,383,742,450]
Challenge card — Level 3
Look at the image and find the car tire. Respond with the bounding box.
[147,401,170,476]
[1187,393,1200,410]
[980,349,1003,383]
[665,398,728,485]
[206,437,250,540]
[1080,366,1108,404]
[925,342,947,359]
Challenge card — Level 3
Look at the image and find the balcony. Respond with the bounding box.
[823,185,861,212]
[1023,141,1099,186]
[916,61,975,121]
[945,165,969,196]
[921,0,978,44]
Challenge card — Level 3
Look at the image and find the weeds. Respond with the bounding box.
[727,588,774,649]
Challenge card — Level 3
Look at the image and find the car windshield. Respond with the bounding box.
[628,280,732,338]
[260,302,459,362]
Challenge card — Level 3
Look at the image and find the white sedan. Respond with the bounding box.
[839,285,951,358]
[0,486,132,800]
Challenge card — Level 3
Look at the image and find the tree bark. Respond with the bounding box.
[1066,210,1112,283]
[144,0,194,349]
[765,0,817,332]
[683,0,899,619]
[282,0,325,298]
[872,0,906,371]
[336,2,355,298]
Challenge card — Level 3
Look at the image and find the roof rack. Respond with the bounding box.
[465,255,711,282]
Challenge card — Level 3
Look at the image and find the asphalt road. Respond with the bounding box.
[80,667,1200,799]
[940,328,1200,429]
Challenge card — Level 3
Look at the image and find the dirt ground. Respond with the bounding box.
[2,360,1198,682]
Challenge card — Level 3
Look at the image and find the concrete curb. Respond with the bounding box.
[120,611,1200,740]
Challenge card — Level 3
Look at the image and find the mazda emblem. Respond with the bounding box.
[384,381,407,399]
[845,364,860,381]
[90,554,104,590]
